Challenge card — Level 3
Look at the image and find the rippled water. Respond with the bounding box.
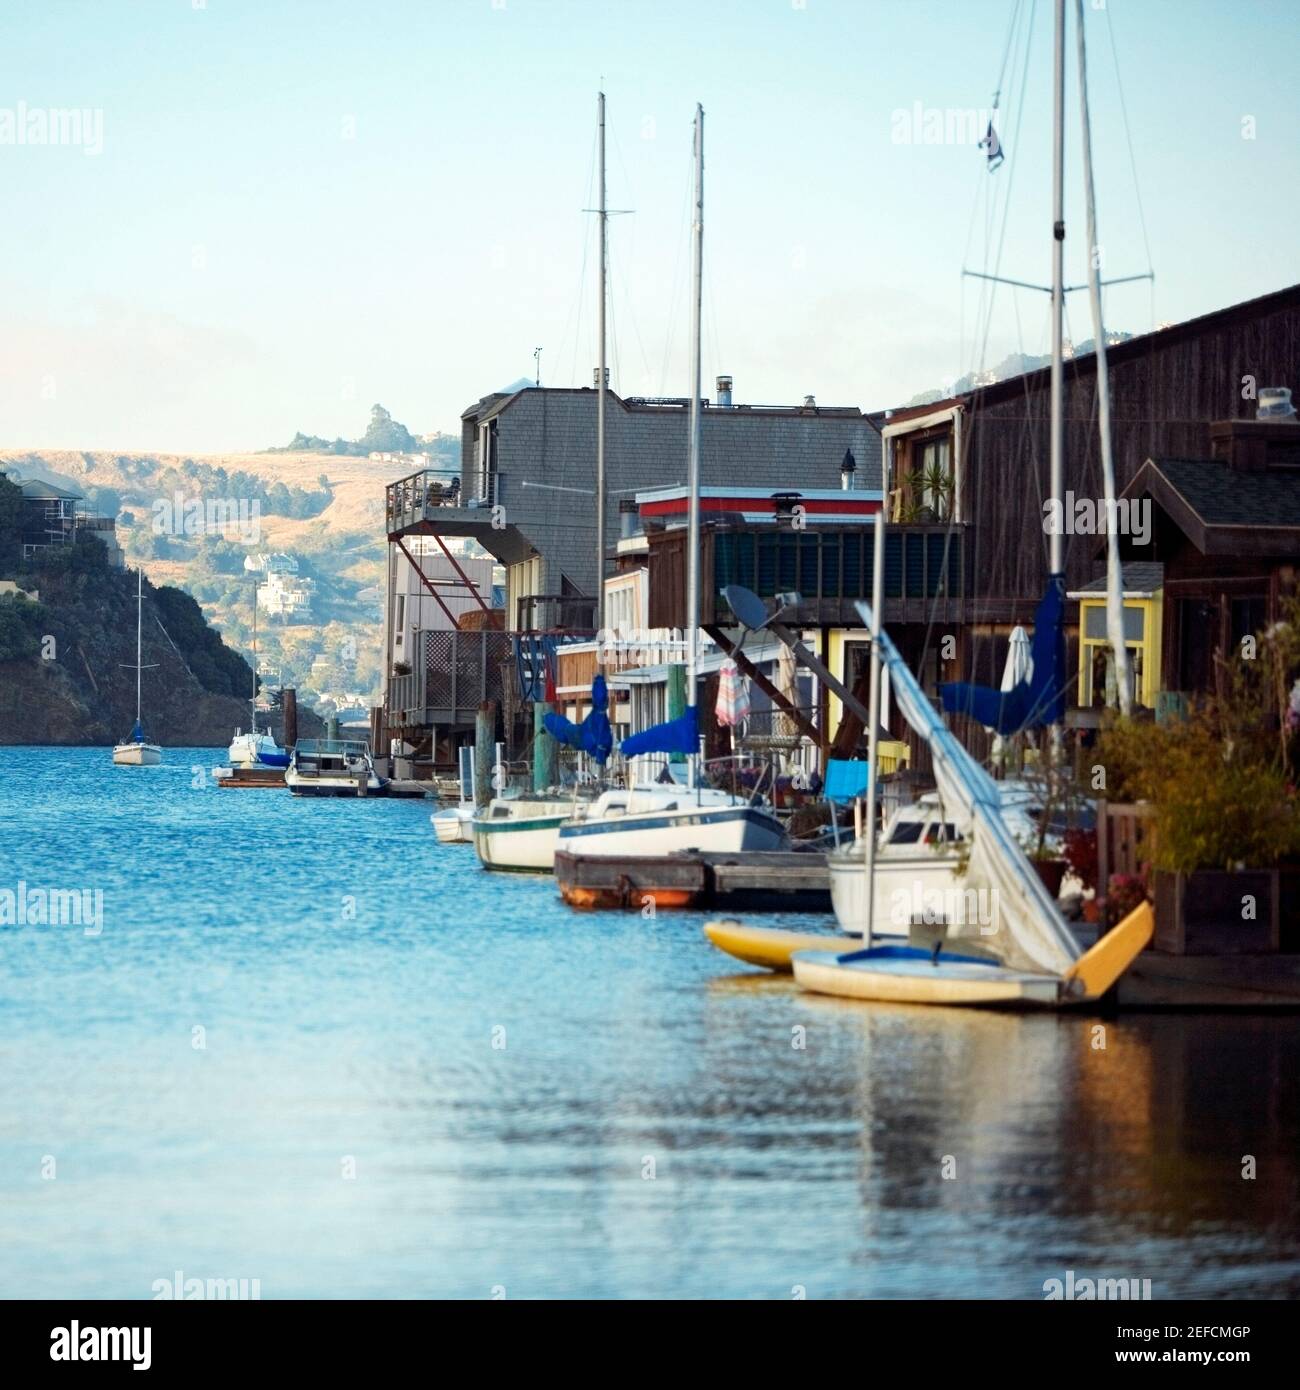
[1,747,1297,1299]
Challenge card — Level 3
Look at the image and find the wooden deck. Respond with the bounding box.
[555,849,831,912]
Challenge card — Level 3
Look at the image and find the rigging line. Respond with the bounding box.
[938,0,1037,667]
[658,166,692,395]
[972,0,1038,380]
[612,244,654,385]
[1102,0,1154,278]
[559,125,599,389]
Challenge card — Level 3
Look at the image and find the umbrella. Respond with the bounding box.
[715,658,750,728]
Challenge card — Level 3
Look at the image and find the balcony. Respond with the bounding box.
[384,467,535,564]
[647,521,971,628]
[389,629,514,729]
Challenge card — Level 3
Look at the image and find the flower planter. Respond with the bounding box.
[1152,869,1281,955]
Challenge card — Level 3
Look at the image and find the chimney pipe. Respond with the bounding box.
[716,375,733,407]
[618,498,639,540]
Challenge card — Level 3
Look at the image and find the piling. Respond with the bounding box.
[534,702,558,792]
[474,702,497,810]
[282,689,298,749]
[666,664,687,763]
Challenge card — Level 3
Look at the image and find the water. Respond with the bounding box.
[1,747,1297,1300]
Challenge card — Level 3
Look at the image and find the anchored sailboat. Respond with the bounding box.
[112,570,162,766]
[788,0,1152,1008]
[226,579,288,771]
[556,103,786,861]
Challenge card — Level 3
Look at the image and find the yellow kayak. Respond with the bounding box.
[704,919,848,972]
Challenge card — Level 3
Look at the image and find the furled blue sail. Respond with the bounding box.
[542,673,613,765]
[620,703,699,758]
[939,575,1067,735]
[129,719,145,743]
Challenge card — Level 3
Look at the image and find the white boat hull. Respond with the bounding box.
[829,849,961,938]
[473,813,568,871]
[432,807,475,845]
[557,803,786,858]
[792,947,1064,1008]
[112,742,162,766]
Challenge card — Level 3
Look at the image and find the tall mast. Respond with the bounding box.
[595,91,608,637]
[135,569,143,723]
[1075,0,1133,715]
[1048,0,1066,759]
[251,580,258,732]
[685,104,704,792]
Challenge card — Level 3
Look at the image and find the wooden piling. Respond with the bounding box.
[282,688,298,749]
[534,701,557,792]
[474,701,497,810]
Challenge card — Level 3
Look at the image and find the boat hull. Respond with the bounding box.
[829,849,958,938]
[285,774,388,797]
[432,809,474,844]
[704,920,850,972]
[557,805,786,858]
[112,742,162,766]
[473,814,568,871]
[792,946,1063,1008]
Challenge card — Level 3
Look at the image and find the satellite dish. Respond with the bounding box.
[722,584,771,632]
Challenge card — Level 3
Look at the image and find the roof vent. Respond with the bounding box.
[803,394,816,409]
[716,375,733,407]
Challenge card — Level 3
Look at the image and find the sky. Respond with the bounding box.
[0,0,1296,454]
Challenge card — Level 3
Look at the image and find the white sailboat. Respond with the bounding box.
[432,745,477,844]
[226,583,288,770]
[789,0,1152,1008]
[112,570,162,766]
[556,102,785,861]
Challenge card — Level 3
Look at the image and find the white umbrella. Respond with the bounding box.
[991,626,1032,766]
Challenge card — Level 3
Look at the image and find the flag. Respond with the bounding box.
[979,120,1004,171]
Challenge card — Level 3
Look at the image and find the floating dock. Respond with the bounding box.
[554,849,831,911]
[214,766,285,788]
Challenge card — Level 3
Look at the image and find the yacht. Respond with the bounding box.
[285,739,388,797]
[556,783,786,858]
[112,571,162,766]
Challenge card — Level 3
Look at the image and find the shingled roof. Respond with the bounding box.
[1122,456,1300,555]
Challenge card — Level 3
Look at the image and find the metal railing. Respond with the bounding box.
[385,468,501,532]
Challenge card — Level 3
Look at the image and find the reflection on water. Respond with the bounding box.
[0,748,1296,1298]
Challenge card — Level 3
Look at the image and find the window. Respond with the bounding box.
[888,821,925,844]
[915,437,953,520]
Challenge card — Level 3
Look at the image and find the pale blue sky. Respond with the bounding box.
[1,0,1295,452]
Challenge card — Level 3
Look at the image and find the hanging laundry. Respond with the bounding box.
[715,658,750,728]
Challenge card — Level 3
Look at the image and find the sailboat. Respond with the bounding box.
[469,93,616,875]
[431,745,477,844]
[555,103,786,861]
[226,581,288,771]
[787,0,1153,1008]
[111,570,162,766]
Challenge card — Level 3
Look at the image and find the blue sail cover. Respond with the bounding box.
[621,703,699,758]
[129,720,145,743]
[939,575,1067,735]
[542,673,613,765]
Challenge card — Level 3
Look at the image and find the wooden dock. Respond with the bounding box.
[215,766,285,788]
[554,849,831,912]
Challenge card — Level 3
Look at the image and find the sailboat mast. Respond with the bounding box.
[595,90,608,638]
[685,104,704,792]
[135,569,143,723]
[1048,0,1067,761]
[251,580,258,732]
[1074,0,1133,715]
[1049,0,1066,584]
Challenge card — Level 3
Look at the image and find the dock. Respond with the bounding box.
[554,848,831,911]
[214,766,285,788]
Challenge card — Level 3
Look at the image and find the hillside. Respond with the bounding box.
[0,439,430,716]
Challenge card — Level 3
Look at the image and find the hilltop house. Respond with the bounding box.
[1,469,122,567]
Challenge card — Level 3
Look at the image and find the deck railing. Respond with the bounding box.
[385,468,501,533]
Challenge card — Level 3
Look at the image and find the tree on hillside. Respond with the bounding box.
[358,404,417,455]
